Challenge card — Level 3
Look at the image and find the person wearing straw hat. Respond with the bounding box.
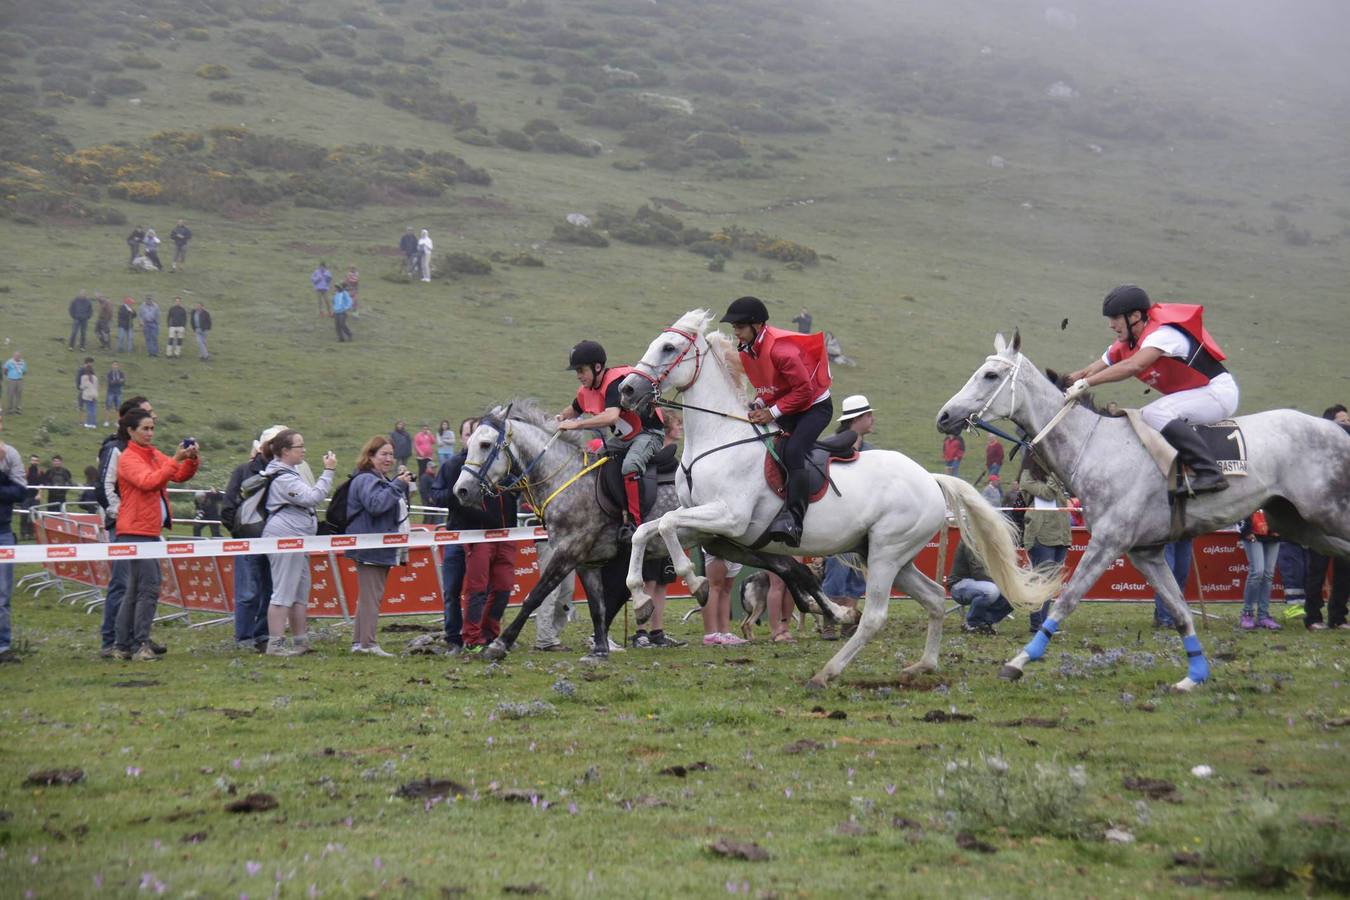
[833,394,874,452]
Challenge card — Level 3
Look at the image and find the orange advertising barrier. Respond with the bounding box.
[22,513,1296,625]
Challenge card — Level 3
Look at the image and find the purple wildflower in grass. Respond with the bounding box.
[246,861,262,876]
[94,873,104,889]
[784,788,792,799]
[568,802,579,815]
[885,784,897,796]
[126,766,142,778]
[373,856,383,871]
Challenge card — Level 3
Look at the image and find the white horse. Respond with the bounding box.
[936,332,1350,692]
[617,309,1059,687]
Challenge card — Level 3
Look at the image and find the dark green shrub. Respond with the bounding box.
[530,69,556,85]
[495,128,533,151]
[552,222,608,247]
[560,84,594,102]
[442,252,492,275]
[247,54,280,70]
[99,76,146,95]
[686,131,747,159]
[634,204,682,231]
[454,127,495,147]
[208,90,246,104]
[383,89,479,129]
[687,240,730,259]
[183,28,210,41]
[707,255,725,272]
[531,130,595,156]
[489,251,544,267]
[90,56,124,73]
[522,118,559,135]
[0,33,32,56]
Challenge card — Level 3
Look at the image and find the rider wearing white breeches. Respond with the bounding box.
[1066,284,1238,494]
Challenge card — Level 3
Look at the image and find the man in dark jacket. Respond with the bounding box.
[388,421,413,470]
[20,455,42,540]
[426,448,501,652]
[399,227,419,277]
[68,291,93,351]
[947,539,1013,634]
[190,302,212,360]
[169,220,191,271]
[223,427,284,651]
[166,297,188,358]
[44,455,73,505]
[116,298,136,353]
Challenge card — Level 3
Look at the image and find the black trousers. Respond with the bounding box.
[1305,550,1350,628]
[776,398,833,472]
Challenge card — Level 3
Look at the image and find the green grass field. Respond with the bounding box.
[3,596,1349,897]
[2,0,1349,894]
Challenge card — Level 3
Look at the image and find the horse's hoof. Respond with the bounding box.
[634,603,653,626]
[631,590,651,613]
[900,664,933,680]
[1171,677,1199,694]
[693,579,711,608]
[580,652,608,666]
[685,574,706,599]
[483,642,508,662]
[997,664,1024,682]
[804,676,828,693]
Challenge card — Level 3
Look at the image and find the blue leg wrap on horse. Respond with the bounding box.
[1024,618,1059,661]
[1183,634,1209,683]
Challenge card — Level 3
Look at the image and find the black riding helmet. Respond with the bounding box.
[566,340,606,370]
[720,295,769,325]
[1101,284,1152,318]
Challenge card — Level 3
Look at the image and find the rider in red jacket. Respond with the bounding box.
[558,340,664,540]
[1065,284,1238,494]
[721,296,832,546]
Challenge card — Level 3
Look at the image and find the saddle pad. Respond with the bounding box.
[1124,410,1248,478]
[763,453,832,503]
[1199,421,1248,475]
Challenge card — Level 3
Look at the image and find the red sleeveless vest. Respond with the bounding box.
[738,326,831,412]
[575,366,644,441]
[1106,303,1227,394]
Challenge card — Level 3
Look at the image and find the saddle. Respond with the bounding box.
[596,443,678,523]
[763,431,860,503]
[1123,411,1249,480]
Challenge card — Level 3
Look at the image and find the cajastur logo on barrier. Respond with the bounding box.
[331,536,357,547]
[485,529,509,539]
[108,545,138,557]
[223,541,250,553]
[46,546,77,559]
[436,531,459,542]
[277,538,305,550]
[533,527,548,538]
[167,543,194,555]
[382,534,409,545]
[0,548,15,560]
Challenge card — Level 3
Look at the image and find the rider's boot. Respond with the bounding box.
[766,470,809,548]
[618,472,642,542]
[1160,419,1228,495]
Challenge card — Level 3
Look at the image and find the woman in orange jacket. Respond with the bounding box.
[112,408,200,660]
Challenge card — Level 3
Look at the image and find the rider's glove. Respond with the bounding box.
[1065,378,1091,401]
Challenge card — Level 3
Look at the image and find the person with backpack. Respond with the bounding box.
[95,396,157,659]
[260,429,336,657]
[344,435,413,657]
[111,408,199,661]
[222,425,286,652]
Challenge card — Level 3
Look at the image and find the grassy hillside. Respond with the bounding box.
[0,0,1346,483]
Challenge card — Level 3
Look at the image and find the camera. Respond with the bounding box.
[181,437,196,448]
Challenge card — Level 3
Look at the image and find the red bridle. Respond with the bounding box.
[628,327,704,393]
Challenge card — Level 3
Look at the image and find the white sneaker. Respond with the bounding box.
[366,645,395,658]
[351,644,367,654]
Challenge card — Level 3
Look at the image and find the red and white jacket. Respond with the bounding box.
[1105,303,1227,394]
[575,366,646,441]
[738,326,831,417]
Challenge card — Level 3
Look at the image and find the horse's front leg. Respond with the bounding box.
[1129,547,1208,692]
[627,501,739,612]
[1000,538,1120,681]
[626,519,662,615]
[484,548,578,661]
[577,567,610,661]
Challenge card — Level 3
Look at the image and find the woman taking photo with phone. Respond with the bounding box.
[344,436,413,656]
[262,430,336,657]
[112,410,199,661]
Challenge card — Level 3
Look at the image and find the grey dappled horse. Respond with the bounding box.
[937,333,1350,691]
[453,401,842,661]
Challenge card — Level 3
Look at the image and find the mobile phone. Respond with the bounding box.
[181,437,196,448]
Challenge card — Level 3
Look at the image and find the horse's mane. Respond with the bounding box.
[679,308,752,400]
[1041,366,1121,418]
[480,398,593,448]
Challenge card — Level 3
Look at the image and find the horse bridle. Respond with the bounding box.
[627,327,705,396]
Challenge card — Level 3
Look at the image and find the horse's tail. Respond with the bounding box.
[932,474,1061,613]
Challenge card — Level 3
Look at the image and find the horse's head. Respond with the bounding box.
[936,331,1030,433]
[454,407,514,505]
[618,309,714,410]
